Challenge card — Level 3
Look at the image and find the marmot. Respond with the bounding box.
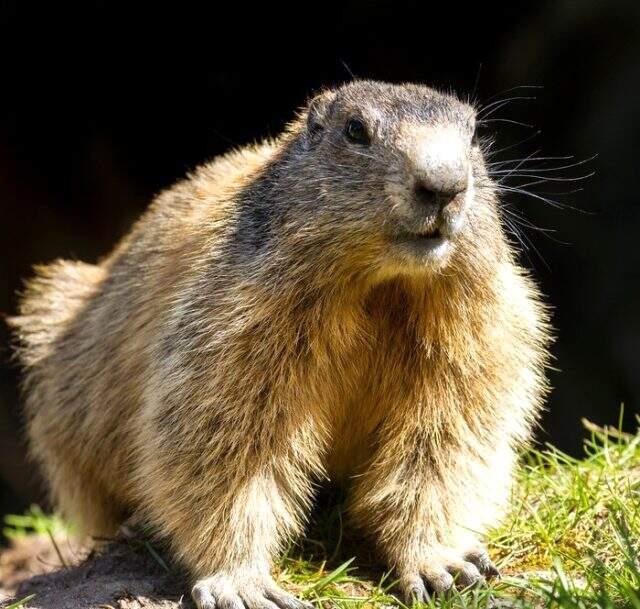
[9,81,551,607]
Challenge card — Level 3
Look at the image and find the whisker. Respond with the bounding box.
[483,85,544,104]
[506,179,582,190]
[496,185,590,214]
[503,216,528,249]
[490,155,597,173]
[490,150,544,181]
[479,118,535,129]
[470,62,483,105]
[486,130,542,157]
[477,87,595,261]
[490,172,595,183]
[503,215,551,270]
[519,187,586,196]
[477,96,537,119]
[488,154,571,167]
[501,207,557,234]
[502,205,571,246]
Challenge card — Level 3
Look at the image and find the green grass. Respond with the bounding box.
[3,504,67,540]
[276,416,640,609]
[3,417,639,608]
[3,594,36,609]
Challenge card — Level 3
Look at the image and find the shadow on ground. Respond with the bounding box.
[1,536,189,609]
[0,491,384,609]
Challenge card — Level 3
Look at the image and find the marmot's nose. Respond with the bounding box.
[411,128,469,210]
[414,179,466,210]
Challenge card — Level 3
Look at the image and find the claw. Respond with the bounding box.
[422,569,455,594]
[217,596,245,609]
[464,549,501,579]
[400,545,497,602]
[192,574,307,609]
[402,575,431,604]
[265,585,313,609]
[448,562,483,588]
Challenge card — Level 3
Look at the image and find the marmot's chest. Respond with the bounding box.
[322,361,418,482]
[324,397,382,482]
[319,317,427,482]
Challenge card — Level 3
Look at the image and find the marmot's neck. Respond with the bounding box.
[266,259,504,367]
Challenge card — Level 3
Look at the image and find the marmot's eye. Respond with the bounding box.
[345,118,370,145]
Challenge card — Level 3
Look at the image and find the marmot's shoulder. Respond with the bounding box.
[187,139,280,201]
[106,139,281,264]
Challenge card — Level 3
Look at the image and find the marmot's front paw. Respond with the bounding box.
[192,571,312,609]
[400,547,499,603]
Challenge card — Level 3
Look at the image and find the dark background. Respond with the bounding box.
[1,1,639,517]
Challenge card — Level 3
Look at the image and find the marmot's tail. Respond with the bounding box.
[8,259,106,370]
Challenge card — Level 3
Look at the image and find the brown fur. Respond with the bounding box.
[9,81,551,607]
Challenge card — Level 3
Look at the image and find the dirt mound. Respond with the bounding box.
[0,537,188,609]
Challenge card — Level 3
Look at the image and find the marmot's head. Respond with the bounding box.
[257,81,502,281]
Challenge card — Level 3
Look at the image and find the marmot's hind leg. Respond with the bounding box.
[46,460,124,539]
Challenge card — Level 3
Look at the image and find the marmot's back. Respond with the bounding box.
[12,138,279,369]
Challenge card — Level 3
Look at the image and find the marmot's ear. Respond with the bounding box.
[306,90,337,143]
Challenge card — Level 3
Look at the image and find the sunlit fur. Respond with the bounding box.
[9,81,551,606]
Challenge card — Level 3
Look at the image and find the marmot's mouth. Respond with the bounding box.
[414,227,442,240]
[401,226,444,241]
[391,225,451,260]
